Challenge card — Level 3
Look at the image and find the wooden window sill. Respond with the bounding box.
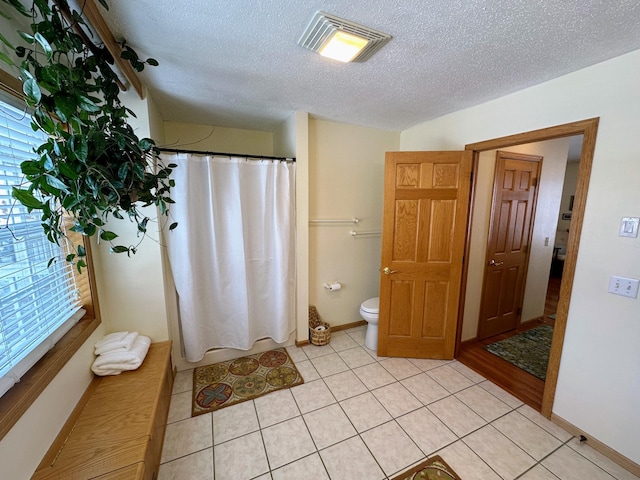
[0,315,101,441]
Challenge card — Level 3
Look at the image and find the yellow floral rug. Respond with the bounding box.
[391,455,461,480]
[192,348,304,415]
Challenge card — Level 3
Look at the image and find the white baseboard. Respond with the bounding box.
[551,414,640,477]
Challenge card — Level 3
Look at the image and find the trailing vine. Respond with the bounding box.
[0,0,176,271]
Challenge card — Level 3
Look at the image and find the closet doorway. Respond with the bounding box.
[455,118,598,418]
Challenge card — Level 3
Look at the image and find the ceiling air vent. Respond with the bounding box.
[298,11,392,63]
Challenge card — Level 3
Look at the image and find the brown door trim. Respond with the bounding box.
[457,118,599,418]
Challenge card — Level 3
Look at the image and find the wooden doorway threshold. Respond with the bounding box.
[456,118,599,418]
[457,318,552,411]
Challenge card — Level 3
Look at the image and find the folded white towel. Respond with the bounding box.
[94,331,128,349]
[91,335,151,376]
[94,332,139,356]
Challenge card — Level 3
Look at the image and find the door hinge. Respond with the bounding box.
[517,307,522,315]
[532,177,538,187]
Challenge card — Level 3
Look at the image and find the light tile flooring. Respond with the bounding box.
[159,327,639,480]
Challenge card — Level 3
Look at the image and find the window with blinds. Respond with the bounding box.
[0,96,84,398]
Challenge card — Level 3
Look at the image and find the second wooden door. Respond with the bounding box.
[477,151,542,340]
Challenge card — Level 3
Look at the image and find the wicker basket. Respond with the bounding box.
[309,305,331,346]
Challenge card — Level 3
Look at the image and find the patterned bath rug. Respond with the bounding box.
[391,455,462,480]
[192,348,304,415]
[483,325,553,380]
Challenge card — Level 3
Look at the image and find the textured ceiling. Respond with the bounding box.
[101,1,640,132]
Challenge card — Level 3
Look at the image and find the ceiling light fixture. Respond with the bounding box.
[298,11,392,63]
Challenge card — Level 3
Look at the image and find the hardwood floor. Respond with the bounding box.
[456,276,560,411]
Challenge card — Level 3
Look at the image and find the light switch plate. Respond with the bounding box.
[619,217,639,238]
[608,275,640,298]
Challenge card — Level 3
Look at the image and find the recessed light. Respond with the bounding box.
[298,11,392,63]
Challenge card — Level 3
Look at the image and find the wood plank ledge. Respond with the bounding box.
[32,341,173,480]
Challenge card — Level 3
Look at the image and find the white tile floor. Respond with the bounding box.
[159,327,639,480]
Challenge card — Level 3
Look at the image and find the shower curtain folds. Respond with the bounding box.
[162,153,296,362]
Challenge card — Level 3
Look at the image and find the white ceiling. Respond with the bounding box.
[101,1,640,132]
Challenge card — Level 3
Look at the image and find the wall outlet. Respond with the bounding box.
[608,275,640,298]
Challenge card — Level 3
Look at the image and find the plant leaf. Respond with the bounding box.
[0,30,15,50]
[73,136,88,161]
[20,160,41,175]
[34,32,53,60]
[138,138,154,151]
[0,50,14,66]
[58,161,78,180]
[5,0,31,16]
[43,153,54,171]
[18,30,34,43]
[12,187,45,209]
[117,162,129,181]
[23,77,41,104]
[169,222,178,231]
[100,230,118,241]
[45,173,69,192]
[53,94,76,120]
[137,217,148,233]
[33,0,51,16]
[76,95,100,112]
[76,259,86,273]
[110,245,129,254]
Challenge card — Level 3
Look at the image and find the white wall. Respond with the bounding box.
[91,89,171,342]
[461,139,570,341]
[401,50,640,464]
[274,112,312,344]
[163,121,273,155]
[0,326,105,480]
[273,113,297,158]
[308,119,400,328]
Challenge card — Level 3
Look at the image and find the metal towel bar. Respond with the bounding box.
[309,218,359,224]
[350,230,382,237]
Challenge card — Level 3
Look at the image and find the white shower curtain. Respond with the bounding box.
[162,153,296,362]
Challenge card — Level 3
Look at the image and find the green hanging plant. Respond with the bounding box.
[0,0,177,271]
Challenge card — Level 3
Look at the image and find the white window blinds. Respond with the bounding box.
[0,96,84,398]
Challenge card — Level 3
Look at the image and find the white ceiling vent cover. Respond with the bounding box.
[298,11,392,62]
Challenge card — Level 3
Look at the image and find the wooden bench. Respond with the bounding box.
[33,341,174,480]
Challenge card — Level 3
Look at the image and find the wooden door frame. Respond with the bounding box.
[455,118,599,418]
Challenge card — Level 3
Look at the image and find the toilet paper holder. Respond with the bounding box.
[323,282,342,291]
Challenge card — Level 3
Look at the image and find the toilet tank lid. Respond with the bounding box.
[361,297,379,313]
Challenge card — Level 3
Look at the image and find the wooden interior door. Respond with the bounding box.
[378,151,472,359]
[477,151,542,340]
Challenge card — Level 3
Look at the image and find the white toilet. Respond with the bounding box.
[360,297,380,351]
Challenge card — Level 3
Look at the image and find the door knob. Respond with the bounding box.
[382,267,398,275]
[489,259,504,266]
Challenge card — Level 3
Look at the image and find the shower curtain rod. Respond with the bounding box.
[158,147,295,162]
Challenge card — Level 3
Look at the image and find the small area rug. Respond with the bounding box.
[483,325,553,380]
[192,348,304,416]
[391,455,462,480]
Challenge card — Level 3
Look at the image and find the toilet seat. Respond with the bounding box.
[360,297,379,314]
